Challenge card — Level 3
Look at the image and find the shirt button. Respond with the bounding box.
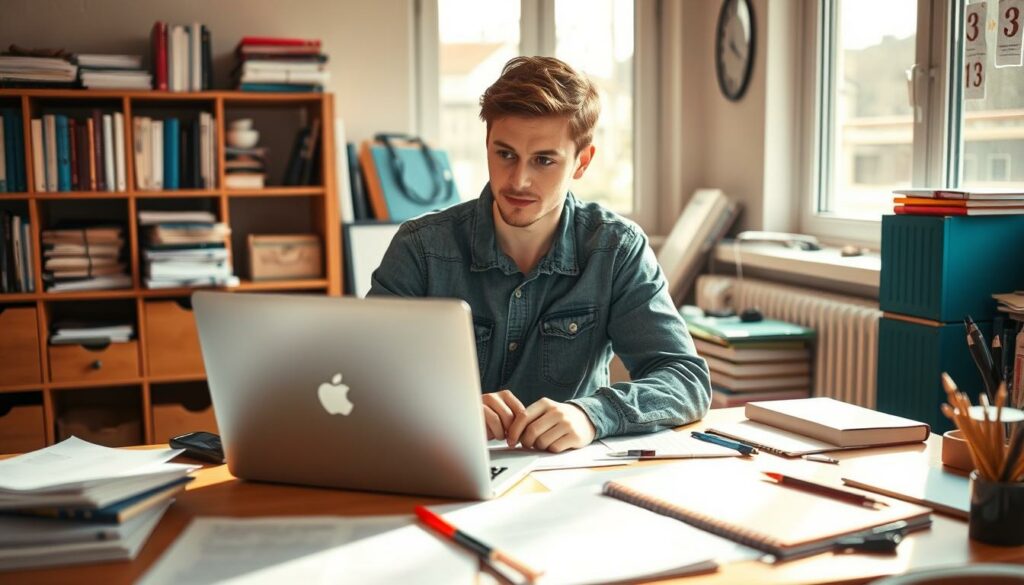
[514,289,522,299]
[508,342,518,352]
[568,322,578,334]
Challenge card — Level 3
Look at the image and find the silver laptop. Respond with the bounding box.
[191,291,537,500]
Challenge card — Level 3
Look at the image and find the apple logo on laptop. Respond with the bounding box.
[318,373,354,415]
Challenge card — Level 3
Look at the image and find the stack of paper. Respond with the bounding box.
[0,437,197,571]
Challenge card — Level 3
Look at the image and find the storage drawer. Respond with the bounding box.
[49,341,140,382]
[0,306,42,386]
[55,388,143,448]
[144,300,205,377]
[0,394,46,454]
[152,384,218,443]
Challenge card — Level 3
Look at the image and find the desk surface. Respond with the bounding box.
[4,407,1023,584]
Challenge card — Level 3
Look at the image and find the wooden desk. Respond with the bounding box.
[4,408,1022,584]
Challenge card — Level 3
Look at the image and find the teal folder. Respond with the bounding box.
[682,314,815,345]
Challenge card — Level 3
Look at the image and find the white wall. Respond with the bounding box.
[0,0,417,142]
[676,0,797,234]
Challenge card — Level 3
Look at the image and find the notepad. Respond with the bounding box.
[603,459,932,561]
[841,456,970,519]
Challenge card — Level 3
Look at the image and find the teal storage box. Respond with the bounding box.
[876,316,990,433]
[880,215,1024,322]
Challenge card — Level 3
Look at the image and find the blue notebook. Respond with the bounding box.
[683,314,815,346]
[3,476,192,524]
[56,115,70,192]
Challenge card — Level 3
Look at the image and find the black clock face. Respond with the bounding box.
[716,0,755,101]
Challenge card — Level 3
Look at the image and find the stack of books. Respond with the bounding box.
[77,54,151,89]
[50,321,133,345]
[893,188,1024,216]
[1,211,34,293]
[234,36,328,92]
[0,437,197,571]
[31,112,129,193]
[149,21,212,92]
[224,145,267,189]
[41,226,131,292]
[1,107,27,192]
[0,52,77,88]
[683,313,815,408]
[140,211,237,289]
[132,113,216,190]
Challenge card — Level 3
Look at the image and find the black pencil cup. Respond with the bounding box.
[969,471,1024,546]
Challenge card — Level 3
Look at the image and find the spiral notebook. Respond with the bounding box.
[602,459,932,561]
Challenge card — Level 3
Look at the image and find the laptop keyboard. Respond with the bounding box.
[490,466,508,480]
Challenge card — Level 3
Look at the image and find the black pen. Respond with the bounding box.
[964,316,997,400]
[691,431,758,456]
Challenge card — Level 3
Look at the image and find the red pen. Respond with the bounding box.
[763,472,888,508]
[414,505,544,583]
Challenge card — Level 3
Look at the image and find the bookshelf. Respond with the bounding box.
[0,89,341,452]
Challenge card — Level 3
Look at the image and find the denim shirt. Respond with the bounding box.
[368,185,711,439]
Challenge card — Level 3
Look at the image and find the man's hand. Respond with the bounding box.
[506,398,597,453]
[481,389,526,442]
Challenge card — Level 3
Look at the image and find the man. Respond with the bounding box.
[369,56,710,452]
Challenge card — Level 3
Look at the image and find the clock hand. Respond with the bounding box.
[729,38,742,59]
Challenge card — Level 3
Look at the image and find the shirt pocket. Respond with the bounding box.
[472,318,494,376]
[540,307,598,387]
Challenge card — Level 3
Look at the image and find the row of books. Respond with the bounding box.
[41,226,131,293]
[150,21,212,92]
[683,312,815,408]
[1,108,27,192]
[893,188,1024,216]
[235,37,327,92]
[0,212,34,293]
[133,114,217,191]
[31,113,128,193]
[0,437,196,571]
[140,210,237,289]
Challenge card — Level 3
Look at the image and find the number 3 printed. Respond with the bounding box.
[967,10,980,41]
[1006,6,1021,38]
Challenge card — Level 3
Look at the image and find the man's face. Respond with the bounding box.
[486,115,592,229]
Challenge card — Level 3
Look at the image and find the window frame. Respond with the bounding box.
[797,0,961,247]
[415,0,660,233]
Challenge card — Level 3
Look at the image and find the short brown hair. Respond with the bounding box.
[479,56,600,154]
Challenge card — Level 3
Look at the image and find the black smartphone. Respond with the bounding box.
[169,431,225,464]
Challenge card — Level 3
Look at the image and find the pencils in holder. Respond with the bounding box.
[941,373,1024,482]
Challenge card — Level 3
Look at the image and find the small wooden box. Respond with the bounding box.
[145,300,205,377]
[49,341,140,383]
[248,234,322,281]
[0,306,42,386]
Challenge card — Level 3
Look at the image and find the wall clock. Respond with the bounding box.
[716,0,755,101]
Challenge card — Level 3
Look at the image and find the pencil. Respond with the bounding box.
[763,472,888,508]
[414,506,544,583]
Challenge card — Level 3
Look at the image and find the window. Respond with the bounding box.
[423,0,649,223]
[805,0,1024,244]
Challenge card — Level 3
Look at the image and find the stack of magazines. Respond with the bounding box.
[0,49,77,88]
[78,54,151,89]
[233,37,328,92]
[0,437,197,571]
[41,226,131,292]
[140,210,236,289]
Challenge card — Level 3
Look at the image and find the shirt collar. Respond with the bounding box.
[470,183,579,277]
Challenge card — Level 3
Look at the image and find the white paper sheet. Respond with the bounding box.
[138,516,478,585]
[445,488,756,585]
[488,440,631,470]
[0,436,187,492]
[600,429,742,458]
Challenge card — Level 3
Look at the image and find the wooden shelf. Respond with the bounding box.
[234,278,329,291]
[225,186,325,197]
[0,89,343,451]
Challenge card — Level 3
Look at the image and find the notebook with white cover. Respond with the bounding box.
[841,455,970,519]
[746,397,929,447]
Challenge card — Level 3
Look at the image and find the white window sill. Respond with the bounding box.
[712,241,880,298]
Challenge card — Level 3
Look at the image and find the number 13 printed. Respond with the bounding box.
[965,2,988,99]
[996,0,1024,67]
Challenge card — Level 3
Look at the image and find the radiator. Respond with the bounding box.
[695,275,882,408]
